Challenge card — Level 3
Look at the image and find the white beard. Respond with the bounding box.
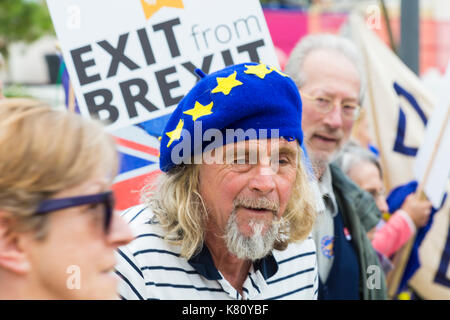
[224,210,287,261]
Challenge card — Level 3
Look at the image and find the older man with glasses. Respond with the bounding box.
[285,34,387,300]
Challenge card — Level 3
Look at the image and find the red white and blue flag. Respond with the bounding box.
[111,118,169,210]
[59,55,166,210]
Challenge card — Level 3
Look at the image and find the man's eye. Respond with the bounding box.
[272,156,292,167]
[343,104,357,110]
[316,97,329,104]
[228,156,253,172]
[368,190,377,198]
[233,158,248,164]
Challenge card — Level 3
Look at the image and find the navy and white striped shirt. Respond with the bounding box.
[115,205,318,300]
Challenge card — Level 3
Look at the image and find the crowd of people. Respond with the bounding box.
[0,33,434,300]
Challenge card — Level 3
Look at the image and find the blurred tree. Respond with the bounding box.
[0,0,54,60]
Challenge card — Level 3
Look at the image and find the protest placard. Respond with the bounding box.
[413,71,450,208]
[47,0,279,131]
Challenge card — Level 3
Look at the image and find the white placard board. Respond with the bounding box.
[47,0,279,131]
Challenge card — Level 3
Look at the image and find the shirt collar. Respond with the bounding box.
[188,244,279,281]
[318,165,338,217]
[188,244,221,280]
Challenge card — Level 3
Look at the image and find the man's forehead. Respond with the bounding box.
[303,48,356,69]
[302,49,360,86]
[228,138,298,152]
[203,138,299,162]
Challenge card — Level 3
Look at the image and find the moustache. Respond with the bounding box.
[233,196,279,215]
[315,126,343,140]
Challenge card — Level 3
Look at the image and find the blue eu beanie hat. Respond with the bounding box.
[159,62,303,172]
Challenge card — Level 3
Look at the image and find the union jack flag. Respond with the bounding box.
[111,118,169,210]
[59,55,167,211]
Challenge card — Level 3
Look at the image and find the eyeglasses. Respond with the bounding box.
[367,189,386,200]
[300,92,361,120]
[34,191,114,233]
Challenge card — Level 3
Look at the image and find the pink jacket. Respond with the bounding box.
[372,209,416,257]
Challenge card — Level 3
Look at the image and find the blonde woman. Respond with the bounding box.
[0,98,133,299]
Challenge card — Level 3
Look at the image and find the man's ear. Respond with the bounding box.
[0,211,31,275]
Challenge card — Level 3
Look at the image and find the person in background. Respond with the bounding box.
[0,98,133,299]
[285,33,387,299]
[336,142,432,259]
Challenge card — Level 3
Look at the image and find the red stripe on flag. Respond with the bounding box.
[112,170,161,211]
[114,137,159,157]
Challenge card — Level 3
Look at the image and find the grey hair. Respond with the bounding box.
[284,33,366,103]
[334,140,382,177]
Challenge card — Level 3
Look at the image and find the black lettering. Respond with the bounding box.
[155,66,183,107]
[215,24,232,44]
[181,54,213,82]
[153,18,182,58]
[137,28,156,66]
[84,89,118,124]
[119,78,158,118]
[97,33,140,78]
[70,45,101,86]
[201,28,211,49]
[237,39,265,62]
[190,24,201,51]
[221,49,234,66]
[233,15,261,39]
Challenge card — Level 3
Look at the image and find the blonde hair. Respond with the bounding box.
[142,145,317,259]
[0,98,118,238]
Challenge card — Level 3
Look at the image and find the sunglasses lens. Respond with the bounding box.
[104,192,115,233]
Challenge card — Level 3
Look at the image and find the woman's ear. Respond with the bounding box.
[0,211,31,275]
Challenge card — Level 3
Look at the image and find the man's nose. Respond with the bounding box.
[322,103,344,129]
[248,165,276,195]
[376,196,389,213]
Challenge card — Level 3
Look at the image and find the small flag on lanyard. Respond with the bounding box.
[343,227,352,241]
[59,55,80,113]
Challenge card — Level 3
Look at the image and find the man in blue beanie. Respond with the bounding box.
[115,62,319,300]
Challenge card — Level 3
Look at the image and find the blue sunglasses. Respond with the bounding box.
[34,191,114,232]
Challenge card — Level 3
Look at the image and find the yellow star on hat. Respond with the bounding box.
[211,71,243,95]
[165,119,184,147]
[270,66,288,77]
[244,63,273,79]
[183,101,214,121]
